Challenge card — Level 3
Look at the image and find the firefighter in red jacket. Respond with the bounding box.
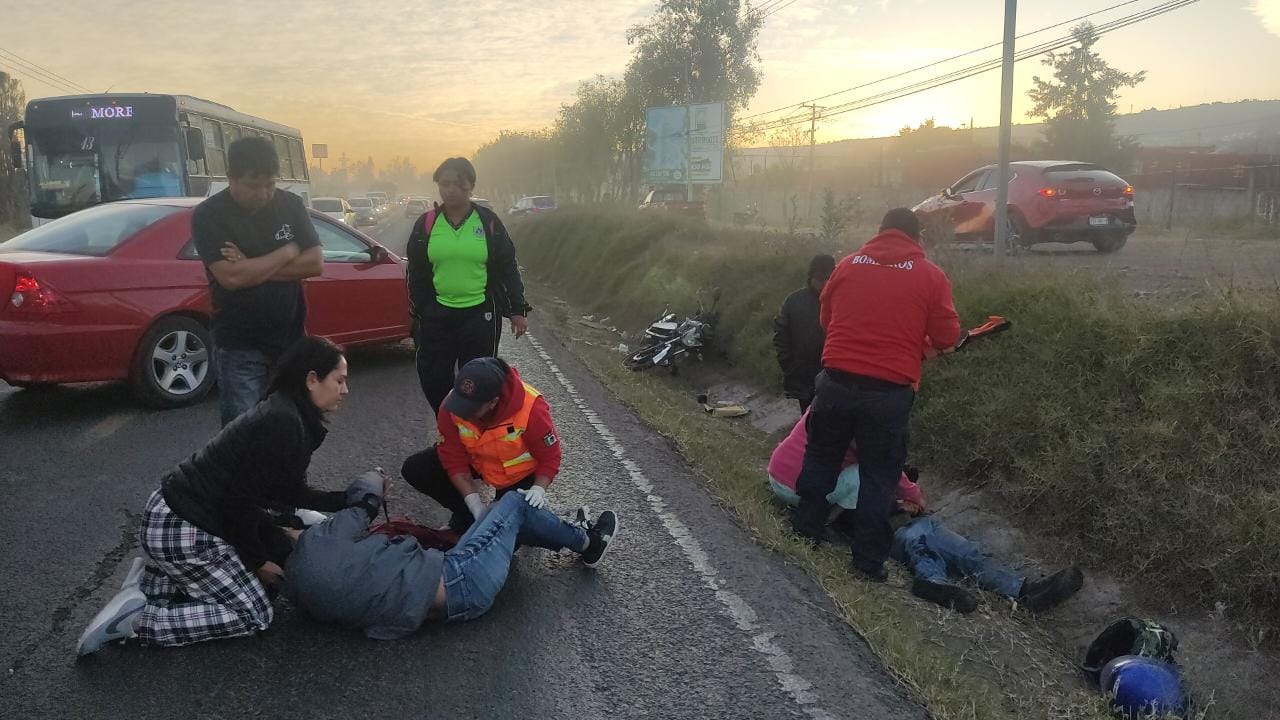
[792,208,963,582]
[401,357,561,531]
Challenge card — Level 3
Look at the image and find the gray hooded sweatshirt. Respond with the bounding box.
[286,472,445,640]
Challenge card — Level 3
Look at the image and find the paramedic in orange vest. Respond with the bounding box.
[400,357,561,532]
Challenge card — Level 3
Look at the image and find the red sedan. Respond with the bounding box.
[0,197,411,407]
[912,161,1137,253]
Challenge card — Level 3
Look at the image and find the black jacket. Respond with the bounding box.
[773,286,825,401]
[160,392,347,570]
[405,203,531,319]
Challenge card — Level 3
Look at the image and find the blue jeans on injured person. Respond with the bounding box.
[442,493,588,622]
[215,345,273,427]
[891,516,1025,598]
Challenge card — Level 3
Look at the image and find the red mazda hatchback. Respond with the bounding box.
[0,198,411,407]
[912,161,1137,253]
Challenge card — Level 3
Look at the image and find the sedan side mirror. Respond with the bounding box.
[367,245,390,263]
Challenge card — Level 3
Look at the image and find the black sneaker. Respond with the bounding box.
[581,510,618,568]
[1020,566,1084,612]
[911,577,978,613]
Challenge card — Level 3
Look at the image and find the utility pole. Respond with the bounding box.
[801,103,823,221]
[686,31,695,203]
[993,0,1018,258]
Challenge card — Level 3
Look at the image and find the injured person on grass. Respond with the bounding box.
[768,412,1083,613]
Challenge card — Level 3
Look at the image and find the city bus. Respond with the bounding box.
[7,93,310,226]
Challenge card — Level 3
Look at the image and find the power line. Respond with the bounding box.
[752,0,791,18]
[0,47,92,94]
[734,0,1199,137]
[0,59,83,96]
[760,0,801,21]
[738,0,1147,123]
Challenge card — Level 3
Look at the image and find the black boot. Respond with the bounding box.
[790,498,828,547]
[1019,566,1084,612]
[911,577,978,613]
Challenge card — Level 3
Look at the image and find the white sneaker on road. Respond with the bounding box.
[76,586,145,656]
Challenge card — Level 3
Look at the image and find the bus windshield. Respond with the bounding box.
[27,122,183,219]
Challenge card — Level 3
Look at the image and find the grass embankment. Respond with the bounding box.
[516,208,1277,717]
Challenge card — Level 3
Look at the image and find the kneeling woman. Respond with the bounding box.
[78,337,354,654]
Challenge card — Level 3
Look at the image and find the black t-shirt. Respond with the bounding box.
[192,189,321,356]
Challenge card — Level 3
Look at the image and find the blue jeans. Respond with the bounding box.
[215,345,273,426]
[891,516,1025,598]
[442,494,588,622]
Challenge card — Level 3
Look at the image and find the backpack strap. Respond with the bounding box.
[422,208,438,235]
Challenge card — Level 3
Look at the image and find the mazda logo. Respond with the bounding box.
[1093,187,1102,196]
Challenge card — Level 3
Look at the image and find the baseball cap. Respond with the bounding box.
[444,357,508,419]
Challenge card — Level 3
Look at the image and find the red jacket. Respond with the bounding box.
[820,229,960,386]
[436,366,562,483]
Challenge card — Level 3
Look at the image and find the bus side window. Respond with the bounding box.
[223,124,242,152]
[289,138,309,181]
[273,135,294,180]
[201,118,226,177]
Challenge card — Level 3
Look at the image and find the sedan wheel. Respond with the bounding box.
[131,316,216,408]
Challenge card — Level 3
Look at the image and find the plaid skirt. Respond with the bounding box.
[135,489,273,647]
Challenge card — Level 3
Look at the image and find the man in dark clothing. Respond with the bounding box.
[792,208,962,583]
[192,136,324,426]
[773,254,836,412]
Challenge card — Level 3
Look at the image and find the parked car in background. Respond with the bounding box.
[348,197,379,227]
[509,195,557,217]
[639,188,705,220]
[0,198,410,407]
[404,197,428,218]
[470,197,494,211]
[912,161,1137,253]
[313,197,357,226]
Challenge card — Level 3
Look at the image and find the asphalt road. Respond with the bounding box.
[0,215,923,719]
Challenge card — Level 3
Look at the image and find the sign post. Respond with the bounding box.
[312,143,328,171]
[645,103,725,189]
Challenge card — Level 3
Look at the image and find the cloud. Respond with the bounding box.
[1254,0,1280,36]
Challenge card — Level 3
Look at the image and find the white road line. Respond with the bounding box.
[526,333,835,720]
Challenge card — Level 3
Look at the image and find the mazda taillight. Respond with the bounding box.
[1123,185,1134,197]
[9,272,72,312]
[1038,187,1066,198]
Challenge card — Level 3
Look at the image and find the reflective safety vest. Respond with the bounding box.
[452,383,541,489]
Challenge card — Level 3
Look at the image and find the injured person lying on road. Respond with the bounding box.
[283,472,619,639]
[768,411,1083,613]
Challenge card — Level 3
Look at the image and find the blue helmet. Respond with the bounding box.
[1100,655,1186,718]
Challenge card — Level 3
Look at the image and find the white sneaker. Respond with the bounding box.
[76,587,145,656]
[120,557,145,589]
[294,509,329,527]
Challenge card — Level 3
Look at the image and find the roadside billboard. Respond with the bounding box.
[645,102,724,185]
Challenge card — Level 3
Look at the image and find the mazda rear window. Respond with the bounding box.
[0,203,181,257]
[1044,165,1126,184]
[349,199,373,208]
[313,199,342,212]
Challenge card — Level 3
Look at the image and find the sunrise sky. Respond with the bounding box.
[2,0,1277,171]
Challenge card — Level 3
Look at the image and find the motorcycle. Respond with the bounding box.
[624,301,717,375]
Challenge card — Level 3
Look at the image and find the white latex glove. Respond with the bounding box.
[518,486,547,509]
[463,493,488,520]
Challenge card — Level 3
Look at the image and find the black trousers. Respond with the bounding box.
[795,369,914,571]
[415,298,503,414]
[401,446,536,531]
